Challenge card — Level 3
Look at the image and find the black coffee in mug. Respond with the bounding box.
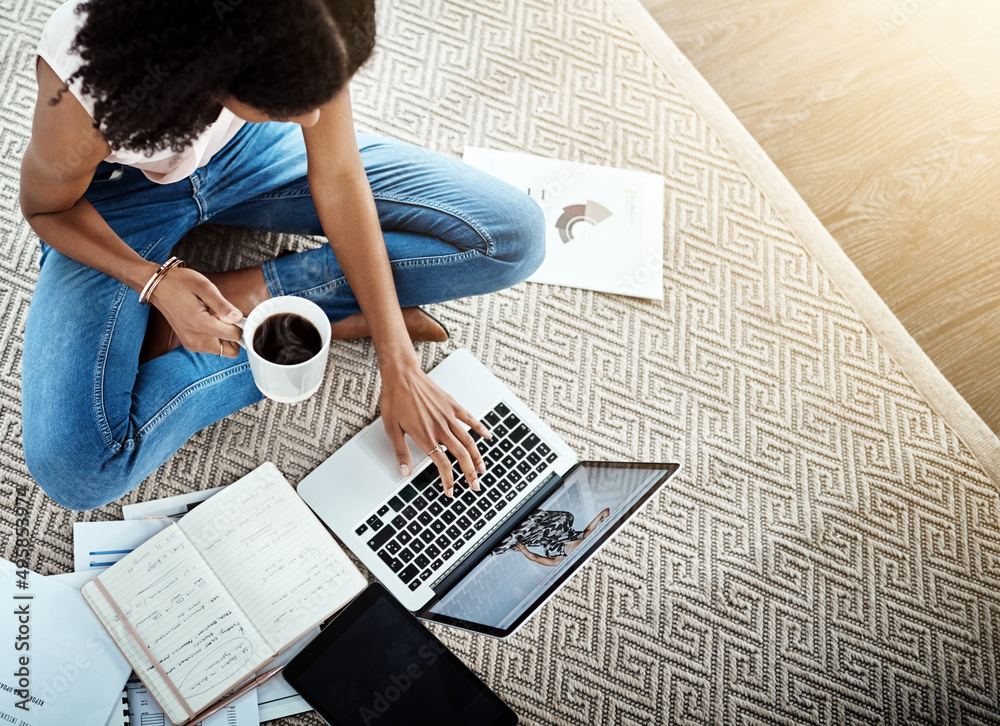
[252,313,323,365]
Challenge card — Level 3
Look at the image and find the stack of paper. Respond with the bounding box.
[59,476,318,725]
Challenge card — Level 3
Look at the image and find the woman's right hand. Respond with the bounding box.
[147,266,245,357]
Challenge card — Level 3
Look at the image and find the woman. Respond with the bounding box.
[493,508,612,567]
[18,0,545,510]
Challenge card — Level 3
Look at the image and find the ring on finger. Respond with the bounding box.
[429,444,448,455]
[219,340,225,357]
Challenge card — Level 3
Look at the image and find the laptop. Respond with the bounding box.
[297,348,679,638]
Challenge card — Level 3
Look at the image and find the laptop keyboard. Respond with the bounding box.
[353,401,559,591]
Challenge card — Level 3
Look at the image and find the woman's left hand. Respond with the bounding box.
[380,359,491,498]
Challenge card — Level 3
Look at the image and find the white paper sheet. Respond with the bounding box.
[463,147,665,299]
[104,689,129,726]
[46,571,129,726]
[122,487,226,521]
[255,629,318,722]
[125,675,259,726]
[73,519,174,572]
[0,560,131,726]
[49,569,100,588]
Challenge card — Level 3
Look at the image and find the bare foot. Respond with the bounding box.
[205,265,270,317]
[330,307,449,342]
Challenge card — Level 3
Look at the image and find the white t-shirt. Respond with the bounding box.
[36,0,246,185]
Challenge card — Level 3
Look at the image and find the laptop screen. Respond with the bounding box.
[419,461,677,637]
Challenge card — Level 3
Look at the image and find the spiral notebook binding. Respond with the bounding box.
[116,688,130,726]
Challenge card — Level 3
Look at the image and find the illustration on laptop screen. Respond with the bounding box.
[423,462,668,630]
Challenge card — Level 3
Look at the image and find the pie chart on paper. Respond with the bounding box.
[554,201,613,243]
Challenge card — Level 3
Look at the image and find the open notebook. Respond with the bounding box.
[81,463,366,726]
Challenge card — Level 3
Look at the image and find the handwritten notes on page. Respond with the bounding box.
[180,463,366,651]
[84,526,272,721]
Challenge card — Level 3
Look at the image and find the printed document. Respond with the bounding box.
[464,147,665,299]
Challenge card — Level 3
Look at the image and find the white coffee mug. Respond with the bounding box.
[236,296,331,403]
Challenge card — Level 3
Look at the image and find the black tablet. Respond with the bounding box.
[283,582,518,726]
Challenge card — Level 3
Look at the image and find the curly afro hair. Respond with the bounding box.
[58,0,376,153]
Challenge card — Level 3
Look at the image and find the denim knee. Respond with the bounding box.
[23,420,137,511]
[488,193,546,289]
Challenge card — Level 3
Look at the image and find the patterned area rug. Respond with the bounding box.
[4,0,1000,723]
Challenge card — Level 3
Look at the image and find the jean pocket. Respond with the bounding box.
[90,162,125,184]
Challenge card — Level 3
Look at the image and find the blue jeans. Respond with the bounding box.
[21,123,545,510]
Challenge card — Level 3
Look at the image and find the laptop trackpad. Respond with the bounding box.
[357,424,429,483]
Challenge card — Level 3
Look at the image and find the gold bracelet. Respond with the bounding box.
[138,257,185,306]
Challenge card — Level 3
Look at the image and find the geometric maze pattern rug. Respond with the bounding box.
[3,0,1000,723]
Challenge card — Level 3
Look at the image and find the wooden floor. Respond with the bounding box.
[640,0,1000,433]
